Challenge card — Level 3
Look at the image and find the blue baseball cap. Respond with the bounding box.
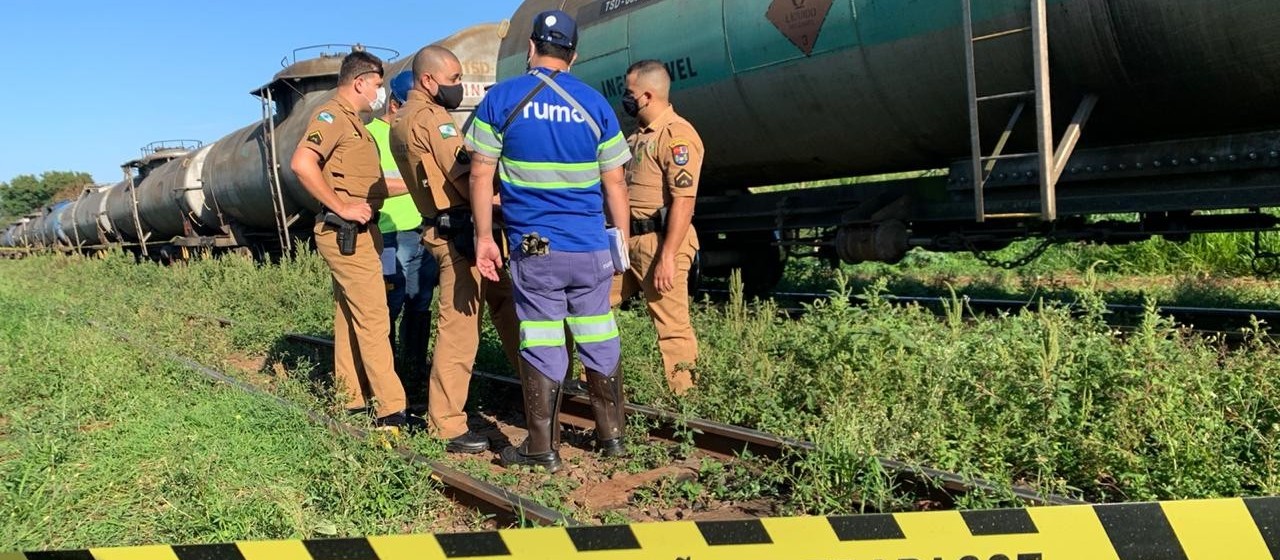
[531,10,578,50]
[389,70,413,104]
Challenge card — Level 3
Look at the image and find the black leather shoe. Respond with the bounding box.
[562,378,588,396]
[498,443,562,473]
[597,437,626,458]
[446,430,489,454]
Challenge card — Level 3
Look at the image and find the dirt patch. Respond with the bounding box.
[460,407,788,525]
[77,419,114,433]
[570,465,697,511]
[226,352,266,374]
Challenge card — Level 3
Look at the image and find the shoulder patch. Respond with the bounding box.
[306,131,323,146]
[455,146,471,165]
[439,123,459,139]
[671,142,691,166]
[674,169,695,188]
[316,112,334,124]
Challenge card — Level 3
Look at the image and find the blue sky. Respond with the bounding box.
[0,0,525,184]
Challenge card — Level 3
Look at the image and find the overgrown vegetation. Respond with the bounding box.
[0,255,472,551]
[3,246,1279,545]
[782,229,1280,309]
[669,274,1280,511]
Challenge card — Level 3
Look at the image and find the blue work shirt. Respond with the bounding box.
[466,67,631,252]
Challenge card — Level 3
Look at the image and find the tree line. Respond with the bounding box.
[0,171,95,223]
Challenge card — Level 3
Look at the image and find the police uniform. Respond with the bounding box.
[370,114,439,406]
[611,105,703,395]
[300,94,406,419]
[390,88,520,442]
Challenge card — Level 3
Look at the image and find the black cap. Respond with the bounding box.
[531,9,578,50]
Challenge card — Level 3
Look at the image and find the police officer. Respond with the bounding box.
[374,70,440,413]
[390,46,520,453]
[290,50,411,429]
[470,10,632,472]
[612,60,704,396]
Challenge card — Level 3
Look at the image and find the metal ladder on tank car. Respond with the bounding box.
[259,89,295,254]
[962,0,1098,223]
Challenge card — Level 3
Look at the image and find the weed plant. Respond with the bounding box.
[0,253,464,550]
[3,248,1279,532]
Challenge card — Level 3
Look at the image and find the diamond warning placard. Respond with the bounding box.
[766,0,834,56]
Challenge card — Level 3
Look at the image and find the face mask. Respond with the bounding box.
[621,93,642,118]
[369,86,387,113]
[362,82,386,113]
[434,83,465,110]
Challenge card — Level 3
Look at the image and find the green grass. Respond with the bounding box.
[0,255,465,551]
[780,234,1280,311]
[3,245,1280,539]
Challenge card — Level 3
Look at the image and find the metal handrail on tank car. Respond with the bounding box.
[140,139,202,157]
[285,44,401,66]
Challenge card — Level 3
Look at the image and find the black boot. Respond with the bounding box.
[499,358,563,472]
[586,364,626,457]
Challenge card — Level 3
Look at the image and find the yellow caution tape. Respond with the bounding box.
[8,496,1279,559]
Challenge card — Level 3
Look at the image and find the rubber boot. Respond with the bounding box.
[499,358,563,472]
[586,365,626,457]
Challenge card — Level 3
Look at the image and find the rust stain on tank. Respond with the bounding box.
[767,0,834,55]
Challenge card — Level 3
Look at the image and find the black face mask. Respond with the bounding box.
[621,93,641,118]
[434,83,465,110]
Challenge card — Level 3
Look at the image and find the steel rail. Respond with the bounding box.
[704,288,1280,326]
[100,324,581,527]
[285,332,1084,507]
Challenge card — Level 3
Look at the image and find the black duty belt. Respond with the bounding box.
[631,213,665,235]
[430,208,473,229]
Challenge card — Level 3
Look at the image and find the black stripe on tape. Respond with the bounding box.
[1244,496,1280,558]
[1094,503,1189,560]
[827,514,906,541]
[23,552,94,560]
[566,526,642,551]
[302,538,380,560]
[435,532,511,558]
[696,519,773,546]
[173,543,247,560]
[961,508,1039,535]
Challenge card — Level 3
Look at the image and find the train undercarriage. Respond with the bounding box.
[695,129,1280,293]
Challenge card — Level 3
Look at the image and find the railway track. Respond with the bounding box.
[284,332,1085,509]
[98,322,581,528]
[704,288,1280,335]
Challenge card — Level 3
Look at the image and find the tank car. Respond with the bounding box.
[499,0,1280,286]
[34,24,500,257]
[67,184,113,247]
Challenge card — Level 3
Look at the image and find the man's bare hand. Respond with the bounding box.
[654,253,677,294]
[476,236,504,282]
[335,201,373,224]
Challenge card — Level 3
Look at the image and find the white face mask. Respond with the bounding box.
[366,86,387,113]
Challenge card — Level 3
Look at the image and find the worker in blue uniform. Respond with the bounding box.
[467,9,632,472]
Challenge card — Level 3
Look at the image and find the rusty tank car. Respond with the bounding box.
[1,24,502,257]
[8,3,1280,294]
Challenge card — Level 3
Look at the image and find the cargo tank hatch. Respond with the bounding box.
[251,44,399,119]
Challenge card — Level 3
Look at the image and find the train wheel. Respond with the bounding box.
[700,231,786,299]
